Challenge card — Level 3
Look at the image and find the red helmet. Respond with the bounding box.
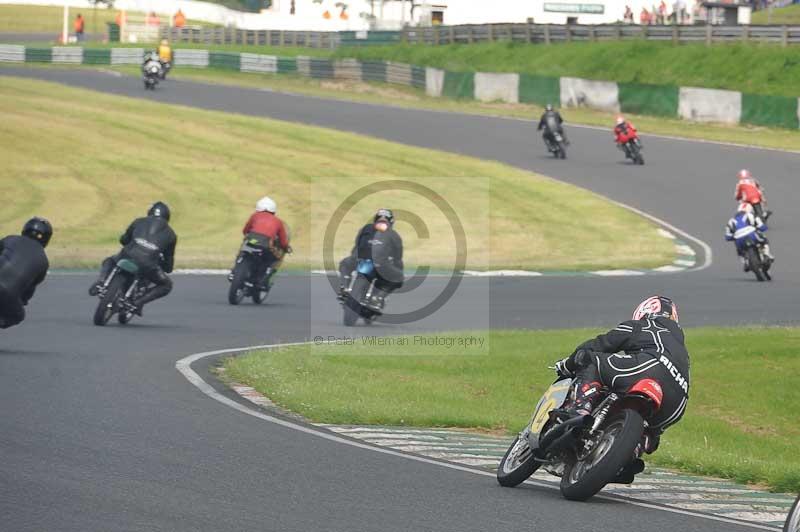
[738,169,752,181]
[633,295,679,323]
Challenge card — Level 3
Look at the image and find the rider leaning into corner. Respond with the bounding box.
[725,202,774,271]
[537,104,569,144]
[338,208,404,310]
[0,217,52,329]
[232,196,291,289]
[613,115,638,146]
[554,296,690,483]
[89,202,177,316]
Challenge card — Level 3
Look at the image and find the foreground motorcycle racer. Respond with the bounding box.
[537,104,569,145]
[0,218,51,329]
[553,295,690,483]
[338,208,404,310]
[725,203,774,271]
[89,202,176,316]
[230,196,291,290]
[735,169,771,221]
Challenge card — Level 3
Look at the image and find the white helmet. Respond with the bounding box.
[255,196,277,214]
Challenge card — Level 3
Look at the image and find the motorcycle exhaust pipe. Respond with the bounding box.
[538,415,592,452]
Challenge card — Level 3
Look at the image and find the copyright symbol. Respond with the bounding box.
[313,336,324,345]
[322,179,467,325]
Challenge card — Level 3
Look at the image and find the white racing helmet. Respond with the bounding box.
[255,196,277,214]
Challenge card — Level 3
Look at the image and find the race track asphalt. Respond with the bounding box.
[1,66,797,532]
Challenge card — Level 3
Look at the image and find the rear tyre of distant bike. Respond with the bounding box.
[746,247,765,282]
[558,142,567,159]
[228,261,249,305]
[560,409,644,501]
[497,434,540,487]
[93,274,126,326]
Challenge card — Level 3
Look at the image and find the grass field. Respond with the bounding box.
[0,5,211,35]
[156,66,800,151]
[336,41,800,99]
[751,4,800,24]
[0,75,674,271]
[224,326,800,492]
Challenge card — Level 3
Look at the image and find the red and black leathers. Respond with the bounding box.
[243,212,289,250]
[565,317,690,432]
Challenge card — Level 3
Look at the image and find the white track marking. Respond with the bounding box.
[176,343,775,531]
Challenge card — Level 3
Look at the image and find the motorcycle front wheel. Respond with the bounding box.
[497,433,540,487]
[559,409,644,501]
[785,494,800,532]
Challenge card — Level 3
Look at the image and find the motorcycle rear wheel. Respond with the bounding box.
[93,274,127,326]
[559,409,644,501]
[228,262,249,305]
[746,247,765,282]
[497,434,540,487]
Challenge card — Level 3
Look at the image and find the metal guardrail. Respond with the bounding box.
[402,23,800,47]
[160,27,340,49]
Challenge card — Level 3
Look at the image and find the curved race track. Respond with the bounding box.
[1,67,799,532]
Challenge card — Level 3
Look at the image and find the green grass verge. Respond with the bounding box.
[148,65,800,151]
[751,4,800,24]
[0,75,674,271]
[224,327,800,492]
[0,5,211,34]
[335,41,800,98]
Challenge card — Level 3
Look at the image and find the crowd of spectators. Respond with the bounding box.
[623,0,696,23]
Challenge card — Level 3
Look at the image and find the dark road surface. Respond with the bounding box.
[1,66,797,532]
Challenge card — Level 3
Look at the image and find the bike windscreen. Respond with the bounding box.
[528,379,573,438]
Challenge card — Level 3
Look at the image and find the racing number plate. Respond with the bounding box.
[528,379,573,437]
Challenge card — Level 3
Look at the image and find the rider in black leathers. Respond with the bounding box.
[554,295,690,483]
[537,104,569,146]
[89,202,177,315]
[338,208,404,309]
[0,217,52,329]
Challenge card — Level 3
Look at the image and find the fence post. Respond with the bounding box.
[589,26,596,42]
[544,24,551,45]
[566,24,572,42]
[672,24,678,44]
[449,25,455,44]
[782,25,789,47]
[468,25,474,43]
[741,24,748,43]
[489,23,494,41]
[434,25,440,45]
[706,23,712,46]
[267,29,272,46]
[617,25,622,41]
[641,24,647,39]
[526,22,533,43]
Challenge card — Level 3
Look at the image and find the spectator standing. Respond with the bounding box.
[659,0,667,23]
[624,5,634,22]
[640,6,651,24]
[173,9,186,28]
[146,11,161,27]
[74,13,85,42]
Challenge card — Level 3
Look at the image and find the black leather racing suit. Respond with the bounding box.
[0,235,49,329]
[538,110,566,144]
[564,317,690,433]
[339,223,404,292]
[99,216,177,308]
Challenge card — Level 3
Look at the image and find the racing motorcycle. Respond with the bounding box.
[543,128,567,160]
[497,371,663,501]
[92,258,151,326]
[785,494,800,532]
[228,236,274,305]
[339,259,387,326]
[742,239,772,282]
[142,54,162,90]
[621,137,645,165]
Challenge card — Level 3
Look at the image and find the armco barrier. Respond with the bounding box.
[2,45,798,130]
